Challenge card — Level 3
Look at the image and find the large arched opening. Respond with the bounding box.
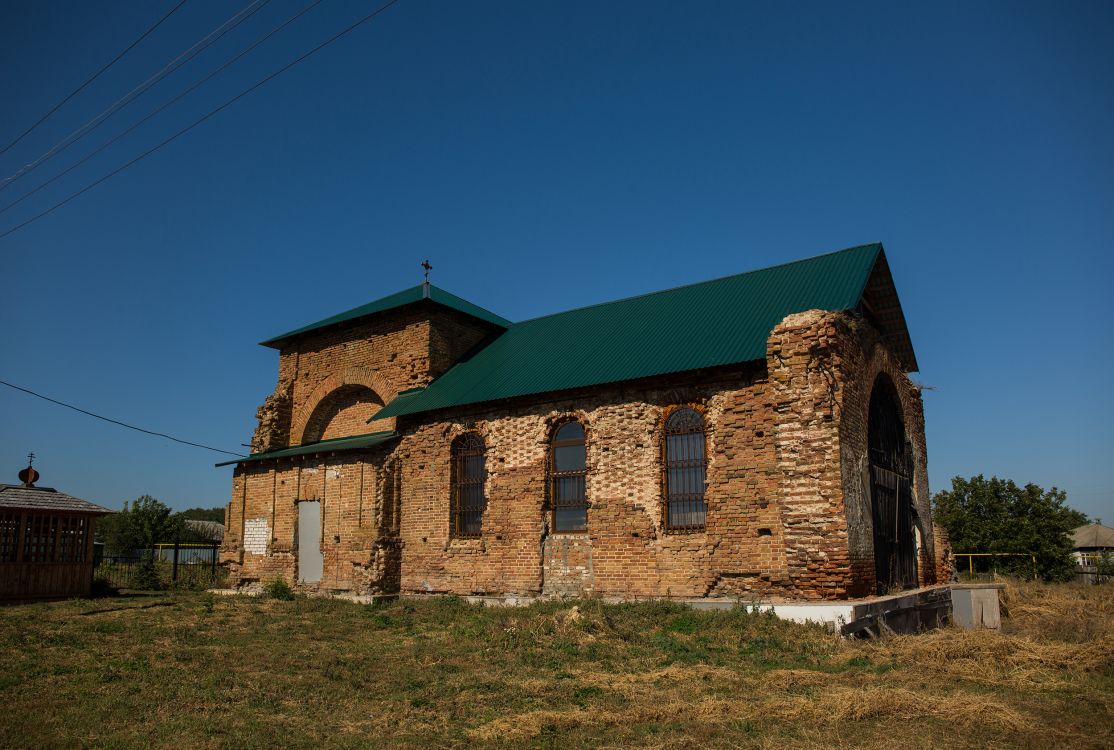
[300,384,384,444]
[868,374,918,593]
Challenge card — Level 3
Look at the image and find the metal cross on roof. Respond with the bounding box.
[422,259,433,282]
[26,452,34,466]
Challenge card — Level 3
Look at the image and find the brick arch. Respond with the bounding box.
[542,411,593,465]
[542,411,591,441]
[838,330,933,594]
[291,367,398,444]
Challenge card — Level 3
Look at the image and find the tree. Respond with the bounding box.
[177,506,226,524]
[98,495,183,555]
[933,475,1086,582]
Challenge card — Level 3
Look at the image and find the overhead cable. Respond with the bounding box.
[0,0,327,218]
[0,378,246,457]
[0,0,191,158]
[0,0,272,192]
[0,0,402,241]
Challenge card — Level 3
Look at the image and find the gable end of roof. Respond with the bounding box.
[260,285,511,348]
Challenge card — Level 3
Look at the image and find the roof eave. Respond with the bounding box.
[215,431,399,467]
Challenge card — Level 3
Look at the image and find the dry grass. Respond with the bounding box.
[0,581,1111,749]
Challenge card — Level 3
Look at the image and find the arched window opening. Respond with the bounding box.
[663,407,707,531]
[451,433,486,538]
[550,421,587,533]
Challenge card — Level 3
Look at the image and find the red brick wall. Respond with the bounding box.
[767,309,942,597]
[250,303,498,452]
[225,307,939,601]
[223,448,400,592]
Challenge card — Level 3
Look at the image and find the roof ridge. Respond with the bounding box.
[260,281,511,346]
[511,243,882,326]
[428,284,513,326]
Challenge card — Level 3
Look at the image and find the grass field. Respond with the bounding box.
[1,581,1111,749]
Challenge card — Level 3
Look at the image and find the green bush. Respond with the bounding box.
[263,578,295,600]
[129,558,167,590]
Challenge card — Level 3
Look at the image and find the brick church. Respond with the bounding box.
[219,243,951,601]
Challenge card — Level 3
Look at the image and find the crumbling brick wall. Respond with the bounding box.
[390,370,776,599]
[225,306,938,601]
[250,385,292,454]
[251,304,498,451]
[768,308,939,597]
[766,311,855,598]
[933,523,956,584]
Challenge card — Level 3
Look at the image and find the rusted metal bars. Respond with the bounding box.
[551,422,588,533]
[664,408,707,531]
[451,433,486,537]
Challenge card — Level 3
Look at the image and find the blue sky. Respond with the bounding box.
[0,1,1111,520]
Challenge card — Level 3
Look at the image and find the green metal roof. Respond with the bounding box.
[261,284,512,347]
[372,243,911,422]
[215,431,398,467]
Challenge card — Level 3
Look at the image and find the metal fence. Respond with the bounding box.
[93,543,224,590]
[953,552,1038,581]
[154,543,219,565]
[955,551,1111,585]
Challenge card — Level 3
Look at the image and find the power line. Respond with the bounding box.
[0,0,403,240]
[0,0,272,192]
[0,0,327,218]
[0,379,246,457]
[0,0,190,158]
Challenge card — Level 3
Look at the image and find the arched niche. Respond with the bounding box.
[289,367,398,443]
[300,384,384,444]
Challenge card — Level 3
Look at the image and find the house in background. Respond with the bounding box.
[219,243,952,602]
[184,519,225,544]
[1072,522,1113,584]
[0,462,111,602]
[152,519,226,566]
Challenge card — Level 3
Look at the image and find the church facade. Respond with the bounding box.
[218,243,951,601]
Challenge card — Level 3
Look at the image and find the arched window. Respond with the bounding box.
[550,421,587,533]
[451,433,486,538]
[663,407,707,531]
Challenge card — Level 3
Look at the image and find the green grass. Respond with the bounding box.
[0,583,1111,749]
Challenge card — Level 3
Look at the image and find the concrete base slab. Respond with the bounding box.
[206,588,260,597]
[215,582,1001,637]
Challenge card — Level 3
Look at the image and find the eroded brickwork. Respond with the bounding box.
[250,386,292,454]
[768,309,946,597]
[223,304,942,601]
[933,523,956,584]
[250,303,498,451]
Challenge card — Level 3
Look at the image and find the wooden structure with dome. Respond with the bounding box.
[0,458,111,602]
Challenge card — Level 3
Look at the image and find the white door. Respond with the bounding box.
[297,501,323,583]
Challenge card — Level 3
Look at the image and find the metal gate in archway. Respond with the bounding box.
[868,376,918,594]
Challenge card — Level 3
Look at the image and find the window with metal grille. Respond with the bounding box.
[663,407,707,531]
[451,432,486,537]
[550,421,588,533]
